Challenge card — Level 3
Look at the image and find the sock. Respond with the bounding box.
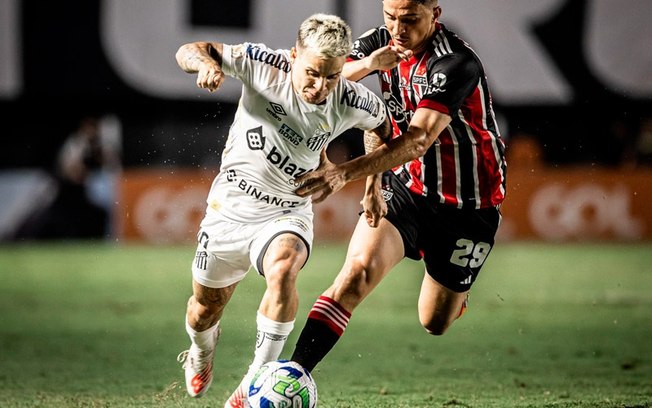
[186,316,219,351]
[291,296,351,372]
[245,312,295,378]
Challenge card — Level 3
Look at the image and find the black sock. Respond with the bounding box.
[291,296,351,372]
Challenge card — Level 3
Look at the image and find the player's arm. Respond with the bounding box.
[343,46,413,82]
[359,122,391,227]
[360,118,391,226]
[296,108,451,199]
[175,41,225,92]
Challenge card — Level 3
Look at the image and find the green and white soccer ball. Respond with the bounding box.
[247,360,317,408]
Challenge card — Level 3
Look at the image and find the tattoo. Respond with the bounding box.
[277,235,306,254]
[179,42,223,72]
[363,118,391,154]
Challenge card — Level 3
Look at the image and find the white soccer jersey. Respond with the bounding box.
[205,42,387,223]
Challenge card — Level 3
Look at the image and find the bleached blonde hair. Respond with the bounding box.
[296,13,352,58]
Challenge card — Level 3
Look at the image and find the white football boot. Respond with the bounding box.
[177,327,221,397]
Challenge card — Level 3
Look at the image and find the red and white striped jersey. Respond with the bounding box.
[350,23,506,209]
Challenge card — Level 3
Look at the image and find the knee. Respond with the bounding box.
[265,262,299,294]
[420,316,453,336]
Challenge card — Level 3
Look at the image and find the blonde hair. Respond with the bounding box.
[296,13,352,58]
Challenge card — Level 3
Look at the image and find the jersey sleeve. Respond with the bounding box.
[221,42,290,87]
[220,43,250,82]
[419,53,481,114]
[346,80,387,131]
[349,28,384,62]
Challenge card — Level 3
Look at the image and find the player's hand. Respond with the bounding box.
[294,149,346,204]
[196,63,224,92]
[367,46,413,71]
[361,188,387,228]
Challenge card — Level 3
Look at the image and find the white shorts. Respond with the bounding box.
[191,209,314,288]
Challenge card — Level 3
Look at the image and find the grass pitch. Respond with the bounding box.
[0,241,650,407]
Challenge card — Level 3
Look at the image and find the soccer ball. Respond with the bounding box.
[247,360,317,408]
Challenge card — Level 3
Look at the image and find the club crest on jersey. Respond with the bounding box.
[381,187,394,202]
[247,126,265,150]
[412,75,429,96]
[306,129,330,152]
[279,124,303,146]
[194,250,208,270]
[426,72,447,94]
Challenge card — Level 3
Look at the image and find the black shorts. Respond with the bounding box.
[382,172,501,293]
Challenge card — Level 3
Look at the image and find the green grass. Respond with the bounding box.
[0,241,650,407]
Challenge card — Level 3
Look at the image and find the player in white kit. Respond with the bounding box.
[174,14,389,407]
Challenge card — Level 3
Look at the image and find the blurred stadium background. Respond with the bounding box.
[1,0,651,244]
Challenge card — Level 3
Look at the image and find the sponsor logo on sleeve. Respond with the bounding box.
[340,88,381,117]
[426,72,447,94]
[245,44,291,72]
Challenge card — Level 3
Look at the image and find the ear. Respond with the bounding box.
[433,6,442,20]
[290,47,297,61]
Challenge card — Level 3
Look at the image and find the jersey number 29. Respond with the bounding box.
[450,239,491,268]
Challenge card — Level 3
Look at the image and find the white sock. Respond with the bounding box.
[186,316,219,351]
[246,312,294,377]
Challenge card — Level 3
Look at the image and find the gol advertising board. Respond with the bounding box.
[117,168,652,244]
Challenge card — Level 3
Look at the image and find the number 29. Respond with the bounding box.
[449,239,492,268]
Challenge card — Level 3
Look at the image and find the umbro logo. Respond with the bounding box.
[269,102,287,116]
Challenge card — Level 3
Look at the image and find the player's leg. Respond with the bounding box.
[291,215,404,372]
[179,280,237,397]
[416,205,501,335]
[180,220,254,398]
[417,274,469,335]
[249,231,308,371]
[225,216,312,408]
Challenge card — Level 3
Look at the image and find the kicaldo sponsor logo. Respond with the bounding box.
[528,183,644,240]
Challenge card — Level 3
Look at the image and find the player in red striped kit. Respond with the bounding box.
[290,0,506,373]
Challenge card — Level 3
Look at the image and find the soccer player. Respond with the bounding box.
[174,14,389,407]
[290,0,507,373]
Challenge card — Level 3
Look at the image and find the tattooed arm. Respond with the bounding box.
[175,42,225,92]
